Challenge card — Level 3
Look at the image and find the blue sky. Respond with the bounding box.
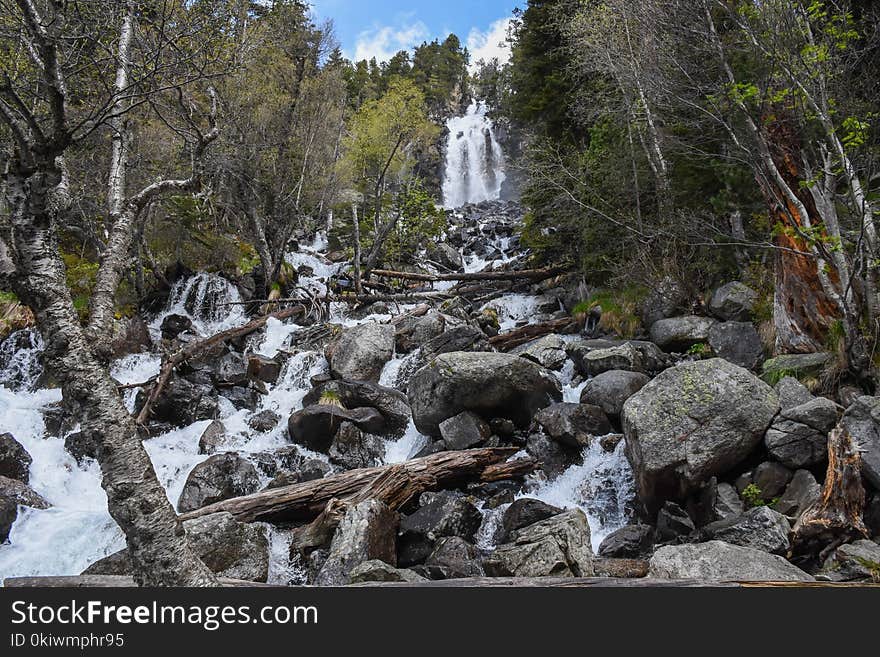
[308,0,520,69]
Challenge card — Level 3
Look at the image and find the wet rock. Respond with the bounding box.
[288,405,385,453]
[622,358,779,513]
[328,422,385,470]
[579,371,650,420]
[177,453,261,513]
[535,403,612,450]
[484,509,594,578]
[109,316,153,358]
[248,410,282,433]
[772,470,821,520]
[211,353,249,388]
[325,322,395,383]
[568,339,668,377]
[439,411,491,450]
[713,482,745,521]
[525,433,577,480]
[160,313,194,340]
[0,433,31,484]
[701,506,791,555]
[751,461,794,499]
[421,325,493,360]
[0,475,50,542]
[134,377,220,427]
[348,560,427,584]
[64,431,99,464]
[708,322,763,370]
[510,334,568,371]
[818,540,880,582]
[498,498,563,543]
[303,379,411,438]
[247,354,281,384]
[395,312,455,354]
[424,536,484,579]
[597,524,655,559]
[397,493,482,567]
[315,499,398,586]
[408,351,561,437]
[266,458,330,489]
[775,376,815,410]
[218,385,263,412]
[649,540,813,581]
[765,398,839,469]
[840,396,880,489]
[709,282,757,322]
[429,242,465,272]
[656,501,695,543]
[198,420,230,455]
[83,512,270,582]
[761,353,833,385]
[650,316,716,353]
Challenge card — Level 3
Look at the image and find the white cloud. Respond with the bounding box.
[467,17,513,73]
[353,21,429,63]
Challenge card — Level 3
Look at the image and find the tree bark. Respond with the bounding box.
[489,318,575,351]
[179,449,535,524]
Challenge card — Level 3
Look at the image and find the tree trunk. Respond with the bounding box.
[4,165,217,587]
[352,203,363,294]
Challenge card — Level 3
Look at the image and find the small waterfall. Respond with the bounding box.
[442,101,506,208]
[161,273,247,334]
[0,328,44,392]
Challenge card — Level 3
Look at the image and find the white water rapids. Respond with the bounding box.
[442,101,506,208]
[0,212,634,583]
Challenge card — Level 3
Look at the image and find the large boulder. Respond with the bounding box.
[211,352,249,387]
[134,377,219,427]
[534,403,612,449]
[700,506,792,555]
[650,316,716,352]
[818,540,880,582]
[395,312,455,354]
[439,411,491,450]
[84,512,270,582]
[622,358,779,512]
[348,560,427,584]
[484,509,594,578]
[302,379,411,438]
[775,376,816,410]
[649,540,813,581]
[840,396,880,489]
[315,499,398,586]
[325,322,395,382]
[510,334,568,371]
[177,453,261,513]
[288,405,385,452]
[597,524,655,559]
[761,353,832,385]
[408,352,561,436]
[708,322,764,370]
[579,371,650,420]
[0,433,32,484]
[709,282,758,322]
[498,498,563,543]
[424,536,485,579]
[1,475,50,542]
[764,397,839,469]
[567,339,668,377]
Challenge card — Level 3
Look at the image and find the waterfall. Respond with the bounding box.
[442,101,506,208]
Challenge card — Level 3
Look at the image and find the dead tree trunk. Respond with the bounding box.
[791,425,868,563]
[490,318,575,351]
[179,449,536,524]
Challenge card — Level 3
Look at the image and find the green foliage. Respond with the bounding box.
[576,289,646,338]
[741,484,767,508]
[687,342,712,357]
[61,252,99,321]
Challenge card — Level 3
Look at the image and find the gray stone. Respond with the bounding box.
[656,501,695,542]
[708,322,763,370]
[650,316,717,352]
[408,352,561,437]
[395,312,455,354]
[421,326,493,361]
[709,282,758,322]
[247,354,281,384]
[398,493,482,567]
[840,396,880,489]
[248,410,281,433]
[325,322,395,382]
[211,352,249,387]
[348,560,427,584]
[198,420,229,455]
[640,277,687,327]
[177,453,260,513]
[713,482,745,521]
[774,376,814,410]
[649,540,813,581]
[568,339,668,377]
[288,405,385,452]
[761,353,833,384]
[0,433,31,484]
[424,536,484,578]
[134,376,219,427]
[702,506,791,554]
[303,379,411,438]
[439,411,491,450]
[0,475,50,543]
[818,540,880,582]
[535,403,612,449]
[579,370,650,419]
[499,498,563,543]
[772,469,821,520]
[622,359,779,512]
[328,422,385,470]
[765,398,838,469]
[597,524,654,558]
[316,499,398,586]
[525,433,578,480]
[484,509,594,578]
[511,334,568,371]
[160,313,193,340]
[751,461,794,499]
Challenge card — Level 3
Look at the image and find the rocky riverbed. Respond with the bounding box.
[1,201,879,586]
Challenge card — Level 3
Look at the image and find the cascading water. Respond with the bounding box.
[442,101,507,208]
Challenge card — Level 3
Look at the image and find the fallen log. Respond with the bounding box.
[178,448,535,524]
[135,304,305,425]
[489,318,575,352]
[791,425,869,562]
[369,266,563,284]
[3,575,275,588]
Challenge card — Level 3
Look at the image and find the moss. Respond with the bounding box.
[686,342,712,358]
[576,288,646,339]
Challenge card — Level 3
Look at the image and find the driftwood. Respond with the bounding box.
[489,318,575,351]
[791,425,869,562]
[178,449,536,524]
[135,304,305,424]
[369,266,563,284]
